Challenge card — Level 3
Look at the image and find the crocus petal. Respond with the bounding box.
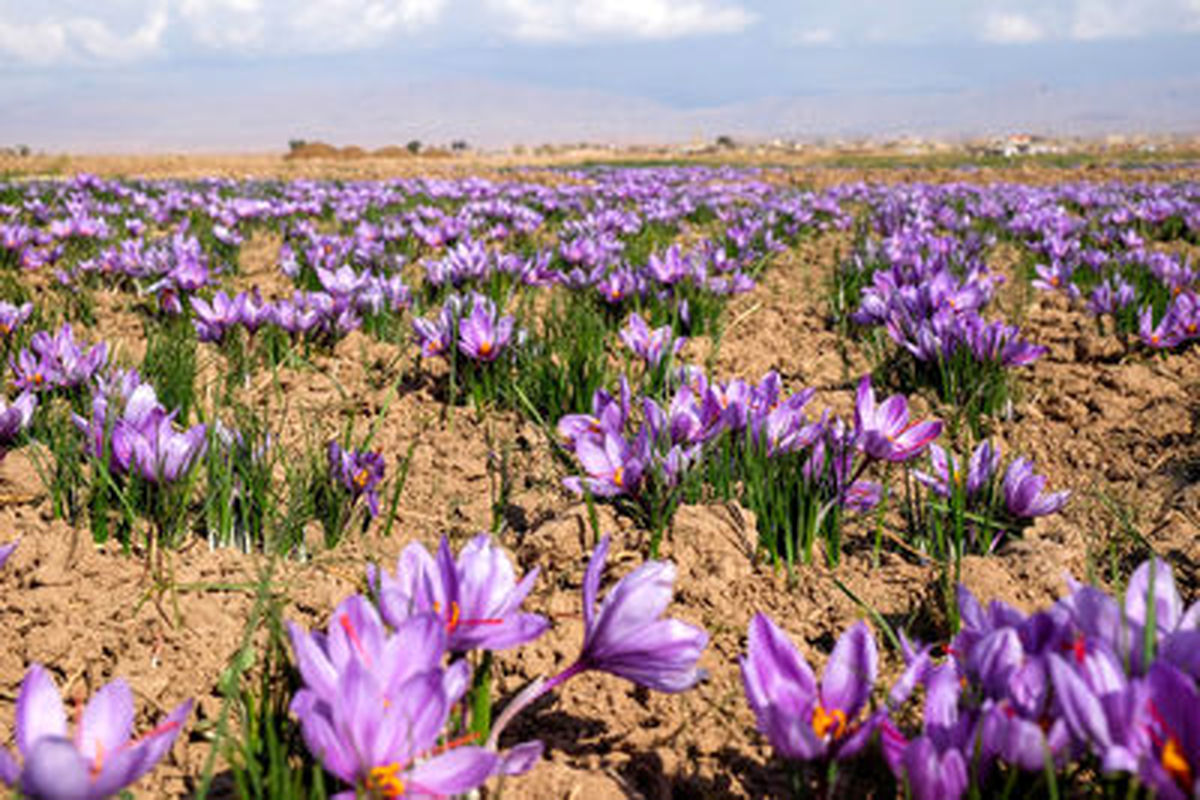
[20,737,91,800]
[1048,654,1113,748]
[406,746,499,797]
[76,679,135,766]
[820,621,877,720]
[495,740,543,776]
[16,665,68,757]
[581,535,610,632]
[1124,557,1182,633]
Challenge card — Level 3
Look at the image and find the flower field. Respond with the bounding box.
[0,161,1196,799]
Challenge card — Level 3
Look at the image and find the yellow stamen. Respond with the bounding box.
[811,705,847,740]
[613,466,624,487]
[32,372,44,385]
[1162,737,1193,789]
[367,763,406,798]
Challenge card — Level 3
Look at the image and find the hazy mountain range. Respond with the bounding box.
[7,74,1199,152]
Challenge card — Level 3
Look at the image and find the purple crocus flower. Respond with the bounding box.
[0,391,36,448]
[0,300,32,337]
[0,664,192,800]
[854,375,942,462]
[619,313,684,368]
[13,324,107,391]
[913,441,998,499]
[289,595,459,706]
[564,535,707,692]
[0,539,15,569]
[562,429,646,498]
[328,441,385,516]
[741,613,879,761]
[369,534,550,653]
[1002,457,1069,518]
[1138,662,1200,799]
[290,660,498,800]
[457,297,514,362]
[130,412,208,485]
[411,305,454,359]
[189,291,244,342]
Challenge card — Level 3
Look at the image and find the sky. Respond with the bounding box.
[1,0,1199,151]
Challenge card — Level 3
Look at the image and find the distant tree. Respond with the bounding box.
[406,140,422,154]
[450,140,469,152]
[15,144,30,157]
[287,139,307,152]
[715,135,736,149]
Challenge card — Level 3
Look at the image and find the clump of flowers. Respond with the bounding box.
[11,324,107,394]
[740,557,1200,800]
[289,533,707,796]
[909,440,1069,555]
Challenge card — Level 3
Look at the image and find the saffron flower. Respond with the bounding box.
[457,297,514,362]
[619,313,684,368]
[328,441,385,517]
[0,300,32,337]
[0,391,36,448]
[1002,457,1069,518]
[570,535,708,692]
[291,661,498,800]
[853,375,942,462]
[741,613,879,761]
[0,539,14,569]
[369,534,550,653]
[0,664,192,800]
[562,429,647,498]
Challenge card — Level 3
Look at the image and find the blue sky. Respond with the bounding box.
[2,1,1199,151]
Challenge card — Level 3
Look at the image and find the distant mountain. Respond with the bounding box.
[4,74,1198,152]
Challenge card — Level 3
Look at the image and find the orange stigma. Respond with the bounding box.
[367,763,406,798]
[1162,737,1193,790]
[811,705,847,740]
[478,340,493,357]
[353,468,371,489]
[612,466,625,487]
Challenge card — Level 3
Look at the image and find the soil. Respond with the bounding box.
[0,160,1197,799]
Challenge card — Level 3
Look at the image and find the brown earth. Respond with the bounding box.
[0,161,1197,799]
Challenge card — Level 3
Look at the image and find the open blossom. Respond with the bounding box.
[458,296,514,362]
[741,614,879,761]
[571,535,708,692]
[328,441,385,516]
[562,428,647,498]
[369,534,549,653]
[0,300,32,337]
[0,664,192,800]
[620,313,684,368]
[288,598,498,800]
[853,375,942,462]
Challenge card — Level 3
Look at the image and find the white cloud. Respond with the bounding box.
[0,1,167,64]
[489,0,755,42]
[177,0,446,52]
[179,0,266,50]
[287,0,447,49]
[982,11,1044,43]
[0,17,68,65]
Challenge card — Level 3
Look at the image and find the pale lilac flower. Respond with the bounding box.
[0,664,192,800]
